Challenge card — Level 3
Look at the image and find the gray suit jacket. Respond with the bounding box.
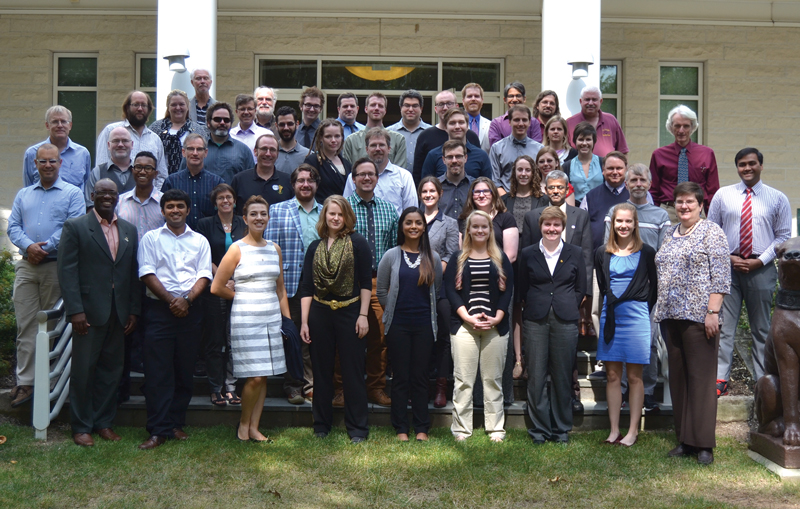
[188,96,217,124]
[58,212,141,325]
[427,213,459,264]
[520,204,593,295]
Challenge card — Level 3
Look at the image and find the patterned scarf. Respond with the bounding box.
[157,119,193,174]
[313,235,355,298]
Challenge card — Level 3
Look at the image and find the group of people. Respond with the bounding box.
[9,71,791,465]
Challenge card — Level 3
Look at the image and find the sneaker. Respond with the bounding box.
[716,379,729,398]
[286,388,305,405]
[644,394,660,413]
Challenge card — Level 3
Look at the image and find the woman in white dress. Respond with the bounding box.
[211,195,291,442]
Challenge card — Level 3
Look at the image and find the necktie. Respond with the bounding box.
[365,201,377,270]
[470,117,479,134]
[677,147,689,183]
[739,188,753,258]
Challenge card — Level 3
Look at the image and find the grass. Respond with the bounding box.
[0,424,798,508]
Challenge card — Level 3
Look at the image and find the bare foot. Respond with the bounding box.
[416,433,429,441]
[620,434,638,447]
[249,428,270,442]
[397,433,409,442]
[237,424,249,441]
[604,432,621,444]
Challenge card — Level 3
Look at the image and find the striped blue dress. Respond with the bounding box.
[230,240,286,377]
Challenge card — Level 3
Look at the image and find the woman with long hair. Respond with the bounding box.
[419,176,459,408]
[502,155,549,233]
[299,195,373,443]
[595,203,657,447]
[302,119,352,202]
[377,207,442,441]
[543,116,577,165]
[211,195,290,442]
[149,89,209,174]
[459,177,519,263]
[444,210,513,442]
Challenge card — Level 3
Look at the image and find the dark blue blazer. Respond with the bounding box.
[516,242,586,322]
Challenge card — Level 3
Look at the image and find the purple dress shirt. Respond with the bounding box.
[649,141,719,211]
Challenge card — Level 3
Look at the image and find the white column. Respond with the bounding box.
[541,0,601,118]
[156,0,217,118]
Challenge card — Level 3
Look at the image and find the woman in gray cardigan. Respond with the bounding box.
[377,207,442,442]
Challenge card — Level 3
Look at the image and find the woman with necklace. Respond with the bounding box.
[595,203,657,447]
[149,89,209,174]
[377,207,442,441]
[419,176,459,408]
[655,181,730,465]
[543,116,577,165]
[299,196,372,443]
[303,119,352,203]
[196,184,246,407]
[564,122,603,206]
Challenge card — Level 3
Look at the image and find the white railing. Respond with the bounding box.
[32,299,72,441]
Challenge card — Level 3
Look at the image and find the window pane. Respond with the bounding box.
[58,91,97,163]
[601,98,617,117]
[600,65,617,95]
[659,99,698,147]
[442,62,501,93]
[146,91,157,125]
[322,61,437,91]
[258,60,317,89]
[140,58,157,88]
[58,58,97,87]
[660,66,699,96]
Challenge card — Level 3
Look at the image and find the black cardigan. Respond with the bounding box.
[195,214,247,266]
[443,251,514,336]
[303,152,352,203]
[594,244,658,343]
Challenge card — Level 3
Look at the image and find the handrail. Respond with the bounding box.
[32,299,71,441]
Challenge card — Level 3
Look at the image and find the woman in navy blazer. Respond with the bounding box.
[517,206,587,444]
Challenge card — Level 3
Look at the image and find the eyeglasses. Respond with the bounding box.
[295,178,316,185]
[236,107,255,113]
[472,189,492,196]
[444,154,465,161]
[109,138,132,145]
[133,164,156,172]
[435,102,456,108]
[36,159,59,165]
[506,94,524,100]
[211,117,231,124]
[355,172,377,179]
[184,147,207,153]
[48,119,70,126]
[130,103,149,110]
[302,104,322,110]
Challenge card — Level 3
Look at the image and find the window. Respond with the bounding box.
[255,56,504,126]
[137,54,157,125]
[54,54,98,163]
[600,61,621,120]
[659,63,703,146]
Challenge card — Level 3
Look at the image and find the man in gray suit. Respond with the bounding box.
[521,170,593,414]
[58,179,141,446]
[188,69,216,126]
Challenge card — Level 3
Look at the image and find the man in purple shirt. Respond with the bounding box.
[488,82,543,146]
[566,86,628,158]
[649,105,719,222]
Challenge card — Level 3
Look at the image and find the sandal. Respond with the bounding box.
[225,391,242,405]
[211,392,227,407]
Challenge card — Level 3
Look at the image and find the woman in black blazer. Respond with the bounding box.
[517,206,587,444]
[195,184,247,407]
[302,119,352,203]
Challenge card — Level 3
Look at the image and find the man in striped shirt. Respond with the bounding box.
[707,147,791,397]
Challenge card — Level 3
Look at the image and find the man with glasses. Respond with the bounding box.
[161,134,224,230]
[274,106,308,175]
[96,91,168,189]
[421,108,491,180]
[231,134,293,215]
[179,102,253,184]
[295,87,325,148]
[488,82,543,147]
[412,89,481,184]
[23,105,91,190]
[230,94,271,161]
[343,93,407,169]
[85,127,136,208]
[388,89,431,172]
[188,69,216,126]
[437,141,474,221]
[7,144,85,407]
[336,93,365,138]
[254,87,279,133]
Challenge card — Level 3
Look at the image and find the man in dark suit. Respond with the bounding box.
[520,169,593,413]
[58,179,141,446]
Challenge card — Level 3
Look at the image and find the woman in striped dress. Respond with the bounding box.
[211,195,290,442]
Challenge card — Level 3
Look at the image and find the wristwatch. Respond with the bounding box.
[183,295,193,306]
[706,309,719,315]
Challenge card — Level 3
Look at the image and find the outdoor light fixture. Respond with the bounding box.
[163,49,190,73]
[567,53,594,80]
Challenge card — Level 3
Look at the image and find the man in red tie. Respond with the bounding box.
[707,147,790,397]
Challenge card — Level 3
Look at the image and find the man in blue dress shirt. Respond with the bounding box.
[22,106,91,190]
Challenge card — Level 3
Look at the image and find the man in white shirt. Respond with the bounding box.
[137,188,212,450]
[230,94,271,161]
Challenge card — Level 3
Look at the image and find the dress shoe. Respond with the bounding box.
[350,436,366,444]
[172,428,189,440]
[668,443,694,457]
[96,428,121,441]
[433,378,448,408]
[332,392,345,407]
[73,433,94,447]
[572,398,584,414]
[368,390,391,407]
[314,431,328,439]
[10,385,33,408]
[286,388,305,405]
[697,449,714,465]
[138,435,167,450]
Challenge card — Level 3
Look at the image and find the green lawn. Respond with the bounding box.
[0,424,797,508]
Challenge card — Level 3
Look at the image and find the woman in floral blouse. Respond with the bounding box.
[655,181,730,466]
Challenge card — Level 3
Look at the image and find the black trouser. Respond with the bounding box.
[309,300,368,438]
[203,291,234,394]
[119,288,147,401]
[387,320,434,435]
[71,295,125,433]
[142,299,202,437]
[434,298,453,378]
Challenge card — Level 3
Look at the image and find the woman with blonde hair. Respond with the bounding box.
[543,116,577,165]
[149,89,209,174]
[444,210,513,442]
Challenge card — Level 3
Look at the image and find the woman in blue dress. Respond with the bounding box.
[595,203,657,447]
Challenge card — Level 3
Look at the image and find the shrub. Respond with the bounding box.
[0,251,16,376]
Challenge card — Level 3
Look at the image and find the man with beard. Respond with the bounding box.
[342,93,407,168]
[254,87,279,132]
[85,127,136,208]
[388,89,431,171]
[420,108,491,180]
[23,105,91,190]
[230,94,271,160]
[96,91,168,189]
[179,102,253,184]
[188,69,216,126]
[230,134,293,215]
[437,141,473,221]
[532,90,560,134]
[274,106,309,175]
[460,83,491,152]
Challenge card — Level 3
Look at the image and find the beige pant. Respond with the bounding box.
[13,260,61,386]
[450,325,508,438]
